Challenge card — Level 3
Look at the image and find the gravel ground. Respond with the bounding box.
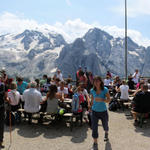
[3,110,150,150]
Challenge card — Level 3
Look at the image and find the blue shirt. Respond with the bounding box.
[90,87,108,112]
[17,81,28,94]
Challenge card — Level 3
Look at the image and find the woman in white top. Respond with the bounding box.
[8,82,21,111]
[7,82,21,122]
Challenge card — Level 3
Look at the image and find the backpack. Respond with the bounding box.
[109,99,120,111]
[72,93,80,113]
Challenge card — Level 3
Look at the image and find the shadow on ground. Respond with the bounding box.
[9,119,89,143]
[105,141,112,150]
[134,119,150,137]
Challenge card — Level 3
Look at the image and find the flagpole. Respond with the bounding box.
[125,0,128,79]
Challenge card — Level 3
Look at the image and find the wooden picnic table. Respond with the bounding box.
[64,98,72,103]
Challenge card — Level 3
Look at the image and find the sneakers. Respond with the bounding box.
[91,143,98,150]
[0,141,5,149]
[104,132,109,142]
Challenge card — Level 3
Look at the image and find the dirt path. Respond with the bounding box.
[3,110,150,150]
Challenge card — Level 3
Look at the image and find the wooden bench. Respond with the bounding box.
[131,111,149,128]
[18,108,76,131]
[63,113,74,131]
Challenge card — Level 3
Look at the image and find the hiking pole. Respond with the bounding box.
[9,111,12,144]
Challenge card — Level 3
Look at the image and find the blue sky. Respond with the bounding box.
[0,0,150,46]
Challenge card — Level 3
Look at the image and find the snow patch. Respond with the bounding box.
[50,68,57,73]
[129,51,139,56]
[50,45,64,57]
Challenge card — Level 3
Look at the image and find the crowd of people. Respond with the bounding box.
[0,67,150,149]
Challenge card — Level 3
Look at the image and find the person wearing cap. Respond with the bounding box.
[0,74,8,148]
[22,82,42,124]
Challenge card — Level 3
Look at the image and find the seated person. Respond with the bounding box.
[132,81,145,97]
[57,81,68,98]
[42,77,51,96]
[132,84,150,125]
[116,80,131,110]
[127,75,135,90]
[117,80,130,101]
[16,76,28,95]
[43,84,64,114]
[104,75,111,89]
[23,82,43,124]
[147,79,150,90]
[7,82,21,122]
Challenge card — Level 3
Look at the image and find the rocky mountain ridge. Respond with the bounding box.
[0,28,149,79]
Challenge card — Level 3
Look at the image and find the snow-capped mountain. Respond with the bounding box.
[0,28,149,79]
[0,29,66,79]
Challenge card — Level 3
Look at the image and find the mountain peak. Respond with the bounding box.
[85,28,113,40]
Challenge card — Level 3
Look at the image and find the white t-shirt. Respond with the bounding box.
[132,72,140,84]
[8,90,21,106]
[56,73,64,81]
[57,87,68,95]
[119,85,129,100]
[104,79,111,86]
[23,88,42,113]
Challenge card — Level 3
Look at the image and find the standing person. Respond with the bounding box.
[0,74,8,148]
[106,71,112,79]
[76,66,82,86]
[56,69,64,81]
[87,71,93,93]
[79,70,88,88]
[132,69,140,84]
[90,76,111,150]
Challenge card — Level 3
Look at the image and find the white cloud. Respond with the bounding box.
[112,0,150,17]
[65,0,71,6]
[101,25,150,47]
[0,12,150,47]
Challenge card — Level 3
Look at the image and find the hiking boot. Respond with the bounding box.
[91,143,98,150]
[104,132,109,142]
[0,141,5,149]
